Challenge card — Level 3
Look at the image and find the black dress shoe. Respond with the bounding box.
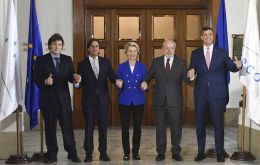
[172,154,183,161]
[217,154,225,162]
[44,157,57,164]
[133,154,141,160]
[67,155,81,163]
[223,150,229,158]
[99,153,111,161]
[84,155,92,162]
[194,153,207,161]
[155,154,165,161]
[123,154,129,161]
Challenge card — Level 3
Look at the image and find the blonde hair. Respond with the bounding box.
[124,42,140,55]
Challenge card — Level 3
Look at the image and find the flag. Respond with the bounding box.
[25,0,43,129]
[215,0,230,105]
[240,0,260,124]
[0,0,22,121]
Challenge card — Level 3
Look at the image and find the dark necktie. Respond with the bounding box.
[54,57,60,73]
[166,58,170,73]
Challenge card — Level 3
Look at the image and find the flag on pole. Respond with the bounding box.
[25,0,43,129]
[240,0,260,124]
[215,0,230,105]
[0,0,22,121]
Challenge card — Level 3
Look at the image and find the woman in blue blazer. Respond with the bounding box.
[116,42,146,161]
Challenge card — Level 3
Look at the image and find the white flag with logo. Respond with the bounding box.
[240,0,260,124]
[0,0,22,121]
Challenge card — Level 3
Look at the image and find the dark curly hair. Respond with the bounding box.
[48,33,64,50]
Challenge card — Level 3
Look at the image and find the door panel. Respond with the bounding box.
[73,8,206,127]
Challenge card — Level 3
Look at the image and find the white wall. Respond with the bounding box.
[0,0,73,131]
[237,0,260,131]
[225,0,248,108]
[1,0,260,130]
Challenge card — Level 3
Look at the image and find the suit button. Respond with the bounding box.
[135,80,138,83]
[134,87,136,89]
[129,87,131,89]
[128,80,130,83]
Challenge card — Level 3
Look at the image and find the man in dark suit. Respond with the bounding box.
[74,38,122,162]
[141,40,191,161]
[34,33,80,164]
[188,27,241,162]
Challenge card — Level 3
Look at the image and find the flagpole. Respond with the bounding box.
[31,112,46,162]
[29,0,46,160]
[6,105,31,164]
[230,86,255,161]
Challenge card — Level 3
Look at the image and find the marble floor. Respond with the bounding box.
[1,126,259,164]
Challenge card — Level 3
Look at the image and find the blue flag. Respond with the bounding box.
[25,0,43,129]
[215,0,230,105]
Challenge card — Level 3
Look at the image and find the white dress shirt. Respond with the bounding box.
[164,55,174,69]
[203,44,214,61]
[89,55,99,74]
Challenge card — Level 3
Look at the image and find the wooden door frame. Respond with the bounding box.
[72,0,219,128]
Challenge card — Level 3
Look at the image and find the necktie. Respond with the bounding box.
[54,57,60,73]
[205,47,211,69]
[166,58,170,73]
[92,58,99,79]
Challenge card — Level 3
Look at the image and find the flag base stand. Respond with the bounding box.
[206,148,229,158]
[31,152,46,162]
[31,112,46,162]
[5,105,31,164]
[6,155,31,164]
[230,151,255,161]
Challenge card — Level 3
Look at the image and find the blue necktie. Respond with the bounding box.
[54,57,60,73]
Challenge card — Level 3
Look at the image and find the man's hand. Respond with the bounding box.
[140,81,148,91]
[116,79,123,88]
[73,74,81,83]
[187,69,196,80]
[234,56,242,69]
[45,74,53,86]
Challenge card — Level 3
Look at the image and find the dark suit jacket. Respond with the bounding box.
[189,46,239,99]
[144,55,190,107]
[77,56,117,107]
[33,53,74,108]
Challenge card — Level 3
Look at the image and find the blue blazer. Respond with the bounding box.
[117,61,146,105]
[189,46,239,99]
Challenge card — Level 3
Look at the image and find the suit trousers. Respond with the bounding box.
[195,93,226,155]
[83,100,108,155]
[154,101,182,155]
[119,104,144,155]
[41,104,77,159]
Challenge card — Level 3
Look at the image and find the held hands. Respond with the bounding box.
[116,79,123,88]
[73,74,81,83]
[45,74,53,86]
[140,81,148,91]
[234,56,242,69]
[187,69,196,80]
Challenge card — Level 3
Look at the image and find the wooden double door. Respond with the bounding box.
[73,4,209,128]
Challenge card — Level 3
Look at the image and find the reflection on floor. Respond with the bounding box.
[1,126,259,164]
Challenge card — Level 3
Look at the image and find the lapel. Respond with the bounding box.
[86,56,98,80]
[198,47,209,72]
[59,54,65,74]
[209,46,218,71]
[125,61,132,75]
[125,60,138,75]
[158,56,167,76]
[132,61,139,75]
[97,56,103,80]
[46,53,56,74]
